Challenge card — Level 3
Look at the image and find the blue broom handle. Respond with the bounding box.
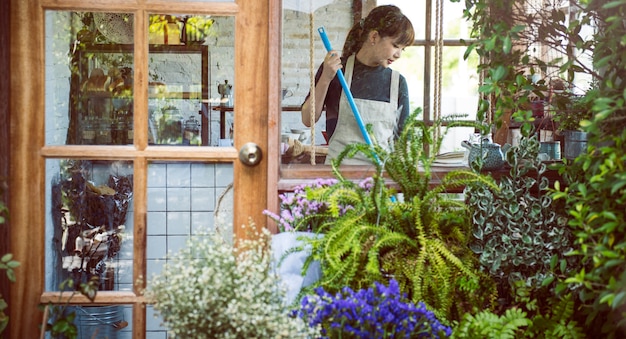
[318,27,373,146]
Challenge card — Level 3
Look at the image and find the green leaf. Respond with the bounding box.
[541,275,555,287]
[612,291,626,309]
[1,254,12,263]
[492,66,507,82]
[6,261,20,269]
[603,1,626,9]
[549,255,558,270]
[503,35,512,54]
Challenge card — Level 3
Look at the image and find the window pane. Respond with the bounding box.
[145,161,233,337]
[71,304,133,337]
[389,46,425,116]
[148,14,234,146]
[429,45,480,154]
[378,0,427,40]
[45,159,134,292]
[439,46,479,120]
[146,161,234,266]
[45,11,135,146]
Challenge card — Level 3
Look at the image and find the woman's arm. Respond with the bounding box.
[395,75,411,138]
[301,51,342,127]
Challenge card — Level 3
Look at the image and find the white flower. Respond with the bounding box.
[145,222,320,338]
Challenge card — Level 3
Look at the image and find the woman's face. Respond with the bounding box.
[371,34,406,68]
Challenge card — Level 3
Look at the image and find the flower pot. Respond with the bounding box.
[562,130,588,160]
[271,232,323,305]
[76,305,125,338]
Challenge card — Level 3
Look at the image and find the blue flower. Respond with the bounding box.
[295,279,451,338]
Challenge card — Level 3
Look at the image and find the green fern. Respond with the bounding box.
[452,307,531,339]
[302,109,499,322]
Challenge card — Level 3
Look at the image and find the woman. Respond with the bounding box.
[301,5,415,165]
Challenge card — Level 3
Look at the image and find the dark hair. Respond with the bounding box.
[342,5,415,57]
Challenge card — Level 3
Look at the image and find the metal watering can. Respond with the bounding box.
[461,136,509,170]
[217,80,232,98]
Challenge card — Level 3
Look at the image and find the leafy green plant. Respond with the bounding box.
[459,0,597,135]
[0,254,18,334]
[0,189,18,335]
[304,109,499,321]
[452,307,531,339]
[452,284,585,339]
[551,90,596,132]
[465,134,573,296]
[550,1,626,337]
[145,220,319,339]
[41,276,100,339]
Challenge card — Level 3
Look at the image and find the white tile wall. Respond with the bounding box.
[143,161,233,337]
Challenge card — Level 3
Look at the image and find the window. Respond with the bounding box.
[379,0,479,154]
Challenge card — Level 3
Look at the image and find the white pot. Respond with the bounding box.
[271,232,322,305]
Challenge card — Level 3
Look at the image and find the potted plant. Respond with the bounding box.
[144,221,319,338]
[464,133,575,309]
[551,1,626,336]
[551,87,595,159]
[294,279,452,338]
[293,109,499,322]
[53,160,132,291]
[461,0,598,147]
[264,177,354,305]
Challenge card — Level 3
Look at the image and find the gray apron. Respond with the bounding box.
[325,55,400,165]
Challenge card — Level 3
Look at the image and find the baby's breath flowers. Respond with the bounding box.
[145,222,319,339]
[294,279,452,338]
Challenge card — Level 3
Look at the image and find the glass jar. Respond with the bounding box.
[82,117,96,145]
[96,118,112,145]
[183,115,201,145]
[158,107,183,144]
[126,116,134,145]
[111,118,127,145]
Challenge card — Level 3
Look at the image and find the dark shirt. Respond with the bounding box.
[303,56,410,139]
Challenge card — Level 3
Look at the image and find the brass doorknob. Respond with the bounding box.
[238,142,263,166]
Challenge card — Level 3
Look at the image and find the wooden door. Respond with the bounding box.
[8,0,279,337]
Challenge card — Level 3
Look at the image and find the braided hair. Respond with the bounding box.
[342,5,415,57]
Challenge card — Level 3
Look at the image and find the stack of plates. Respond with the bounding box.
[433,151,467,167]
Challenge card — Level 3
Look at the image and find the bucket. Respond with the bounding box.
[562,130,588,160]
[540,141,561,160]
[76,305,125,339]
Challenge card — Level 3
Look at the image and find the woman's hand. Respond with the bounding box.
[321,50,342,81]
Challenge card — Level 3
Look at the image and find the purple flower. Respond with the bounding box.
[294,279,451,338]
[264,178,372,233]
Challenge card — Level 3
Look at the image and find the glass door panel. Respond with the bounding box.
[148,14,235,147]
[45,11,135,146]
[145,161,233,337]
[44,159,134,293]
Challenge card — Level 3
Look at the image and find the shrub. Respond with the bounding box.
[145,221,319,339]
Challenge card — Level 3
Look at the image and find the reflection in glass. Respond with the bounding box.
[145,161,234,276]
[281,1,480,165]
[142,161,233,337]
[45,160,134,292]
[45,11,135,146]
[148,14,235,147]
[68,304,132,338]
